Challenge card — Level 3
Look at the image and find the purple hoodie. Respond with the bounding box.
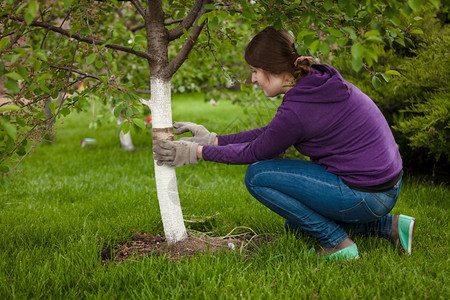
[202,64,402,186]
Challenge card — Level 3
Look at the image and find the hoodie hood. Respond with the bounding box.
[284,64,350,103]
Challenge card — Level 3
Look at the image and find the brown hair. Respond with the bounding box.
[245,26,312,81]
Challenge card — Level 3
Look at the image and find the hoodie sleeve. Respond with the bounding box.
[202,104,302,164]
[217,126,268,146]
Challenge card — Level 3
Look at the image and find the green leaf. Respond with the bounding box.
[0,38,10,52]
[407,0,421,11]
[0,120,17,140]
[104,52,113,62]
[15,2,28,14]
[16,117,26,126]
[132,118,146,130]
[429,0,440,9]
[17,145,26,156]
[25,1,39,25]
[364,30,380,38]
[345,4,356,18]
[309,40,320,54]
[351,43,364,58]
[336,37,349,46]
[114,104,125,117]
[402,2,413,15]
[328,28,343,38]
[323,0,333,11]
[385,70,401,76]
[121,122,131,134]
[297,29,316,41]
[0,104,19,113]
[35,73,52,82]
[95,59,104,69]
[63,0,73,9]
[5,73,23,81]
[34,49,47,61]
[338,0,348,10]
[319,42,330,55]
[385,6,394,18]
[366,36,383,43]
[126,108,133,118]
[60,107,71,117]
[366,0,375,13]
[342,27,357,40]
[197,11,212,26]
[410,29,424,35]
[364,47,378,63]
[273,18,283,31]
[371,75,382,90]
[208,16,219,31]
[223,71,232,82]
[351,55,363,72]
[33,59,41,72]
[17,66,28,81]
[380,73,391,83]
[242,7,254,20]
[79,26,90,39]
[394,37,406,47]
[4,78,19,93]
[86,53,96,65]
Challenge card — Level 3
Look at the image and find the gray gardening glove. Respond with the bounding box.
[173,122,217,146]
[153,140,199,167]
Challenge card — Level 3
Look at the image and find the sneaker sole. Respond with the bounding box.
[407,218,416,254]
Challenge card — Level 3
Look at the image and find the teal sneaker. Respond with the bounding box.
[398,214,416,254]
[324,244,360,261]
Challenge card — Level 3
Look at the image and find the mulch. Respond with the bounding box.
[101,232,272,263]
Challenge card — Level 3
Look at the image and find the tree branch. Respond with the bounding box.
[130,17,183,32]
[164,0,209,78]
[168,0,204,41]
[49,64,100,81]
[9,16,156,62]
[165,18,184,26]
[129,0,146,17]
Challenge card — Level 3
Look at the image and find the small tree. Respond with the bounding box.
[0,0,438,243]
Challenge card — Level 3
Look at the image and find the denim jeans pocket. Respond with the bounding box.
[338,199,380,223]
[367,191,398,216]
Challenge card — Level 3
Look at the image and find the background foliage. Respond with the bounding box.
[1,0,448,186]
[333,4,449,177]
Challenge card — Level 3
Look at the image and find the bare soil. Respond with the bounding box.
[101,232,272,263]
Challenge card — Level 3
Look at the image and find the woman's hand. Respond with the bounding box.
[173,122,217,145]
[153,140,199,167]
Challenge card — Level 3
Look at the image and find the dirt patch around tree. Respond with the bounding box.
[101,232,272,263]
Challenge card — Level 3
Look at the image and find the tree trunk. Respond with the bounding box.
[119,129,135,151]
[146,77,188,244]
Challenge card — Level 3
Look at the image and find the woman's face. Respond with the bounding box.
[250,67,291,97]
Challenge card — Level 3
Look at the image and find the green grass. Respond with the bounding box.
[1,93,449,299]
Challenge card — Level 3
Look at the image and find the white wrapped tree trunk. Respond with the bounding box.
[119,130,135,151]
[144,77,188,244]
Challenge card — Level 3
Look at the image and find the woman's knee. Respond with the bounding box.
[244,162,260,189]
[244,160,273,191]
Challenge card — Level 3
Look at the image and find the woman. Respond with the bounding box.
[153,26,415,260]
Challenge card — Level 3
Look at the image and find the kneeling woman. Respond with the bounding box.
[153,26,415,260]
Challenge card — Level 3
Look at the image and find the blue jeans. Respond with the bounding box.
[244,159,402,247]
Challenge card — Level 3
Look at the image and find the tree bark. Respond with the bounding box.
[145,77,188,244]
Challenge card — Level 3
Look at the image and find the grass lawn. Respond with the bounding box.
[1,93,448,299]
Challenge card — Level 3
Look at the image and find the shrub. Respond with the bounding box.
[335,5,449,177]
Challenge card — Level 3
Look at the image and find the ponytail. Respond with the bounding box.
[292,56,314,81]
